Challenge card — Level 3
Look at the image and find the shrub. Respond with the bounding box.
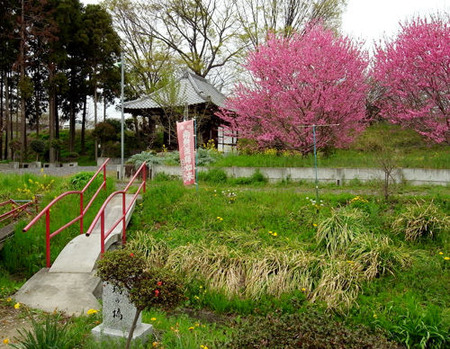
[96,248,185,349]
[29,140,46,161]
[392,200,450,242]
[227,311,402,348]
[128,151,164,168]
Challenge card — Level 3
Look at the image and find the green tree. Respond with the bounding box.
[80,4,121,159]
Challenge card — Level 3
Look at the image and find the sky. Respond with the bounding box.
[80,0,450,119]
[341,0,450,51]
[82,0,450,47]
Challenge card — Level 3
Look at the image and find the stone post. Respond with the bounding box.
[91,283,152,343]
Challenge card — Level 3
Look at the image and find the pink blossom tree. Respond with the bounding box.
[220,25,369,154]
[372,16,450,144]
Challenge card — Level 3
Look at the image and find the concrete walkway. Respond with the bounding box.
[14,194,137,315]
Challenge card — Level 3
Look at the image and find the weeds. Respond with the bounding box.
[10,312,77,349]
[392,200,450,242]
[316,207,368,255]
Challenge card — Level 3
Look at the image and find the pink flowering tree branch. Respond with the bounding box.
[219,25,370,155]
[372,15,450,144]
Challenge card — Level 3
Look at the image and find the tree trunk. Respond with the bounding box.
[49,70,56,163]
[0,72,3,160]
[69,102,75,152]
[20,0,26,163]
[126,308,142,349]
[81,95,86,154]
[3,73,9,160]
[94,84,98,161]
[103,96,107,121]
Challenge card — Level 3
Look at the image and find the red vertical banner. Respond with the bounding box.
[177,120,196,185]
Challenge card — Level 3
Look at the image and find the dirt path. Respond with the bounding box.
[0,303,31,347]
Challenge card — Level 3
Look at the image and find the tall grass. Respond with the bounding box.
[0,173,115,276]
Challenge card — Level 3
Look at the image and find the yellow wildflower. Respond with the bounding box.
[313,223,318,227]
[3,338,9,344]
[152,342,159,347]
[14,302,20,309]
[87,309,98,315]
[150,317,157,321]
[439,252,444,255]
[6,297,12,302]
[445,257,450,260]
[301,288,306,292]
[273,232,277,237]
[188,326,195,331]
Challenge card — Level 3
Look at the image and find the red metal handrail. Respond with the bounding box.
[23,159,110,268]
[0,199,37,224]
[85,162,147,255]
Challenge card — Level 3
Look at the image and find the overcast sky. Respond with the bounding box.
[341,0,450,50]
[82,0,450,47]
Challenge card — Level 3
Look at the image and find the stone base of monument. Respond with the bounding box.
[91,322,153,343]
[91,283,153,344]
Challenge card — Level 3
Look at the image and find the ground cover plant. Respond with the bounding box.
[122,179,449,348]
[0,173,449,348]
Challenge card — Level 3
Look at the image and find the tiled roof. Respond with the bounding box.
[124,71,226,110]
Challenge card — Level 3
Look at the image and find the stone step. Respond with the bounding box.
[14,193,139,315]
[14,268,101,315]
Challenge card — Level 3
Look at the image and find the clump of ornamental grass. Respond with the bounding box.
[316,207,368,255]
[311,258,364,310]
[347,233,412,280]
[11,312,78,349]
[392,200,449,242]
[165,242,319,299]
[126,231,170,267]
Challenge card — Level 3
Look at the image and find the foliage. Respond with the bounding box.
[128,149,221,168]
[316,207,368,255]
[221,25,369,155]
[348,234,411,280]
[10,312,77,349]
[198,168,228,183]
[97,248,185,349]
[228,311,402,348]
[392,200,450,242]
[29,140,46,161]
[96,248,185,311]
[373,15,450,143]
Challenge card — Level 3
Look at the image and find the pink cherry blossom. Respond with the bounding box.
[220,25,370,154]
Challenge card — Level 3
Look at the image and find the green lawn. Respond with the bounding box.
[0,173,449,348]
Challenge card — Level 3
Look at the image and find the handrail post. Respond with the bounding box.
[122,192,126,246]
[143,164,147,193]
[45,210,51,268]
[103,163,107,193]
[101,211,105,255]
[80,192,84,235]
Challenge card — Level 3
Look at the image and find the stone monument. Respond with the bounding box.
[92,283,153,343]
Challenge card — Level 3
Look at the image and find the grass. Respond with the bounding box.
[211,123,450,169]
[0,172,449,348]
[0,172,115,277]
